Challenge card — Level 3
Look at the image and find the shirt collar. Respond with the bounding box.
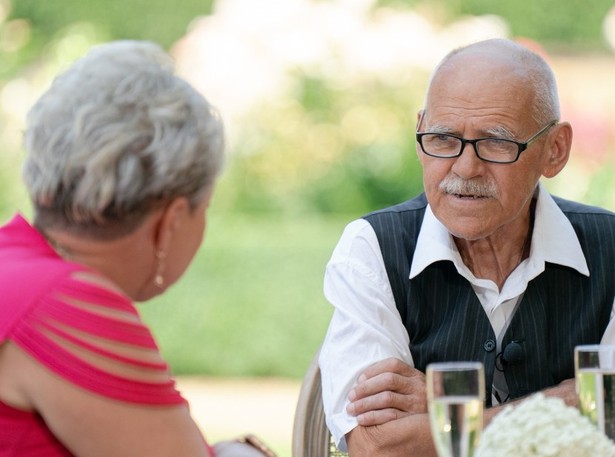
[410,183,589,279]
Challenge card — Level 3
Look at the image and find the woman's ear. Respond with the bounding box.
[154,197,190,255]
[542,121,572,178]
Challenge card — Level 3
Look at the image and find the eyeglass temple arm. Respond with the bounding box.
[416,110,426,132]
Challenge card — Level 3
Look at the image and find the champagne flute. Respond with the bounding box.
[575,344,615,439]
[426,362,485,457]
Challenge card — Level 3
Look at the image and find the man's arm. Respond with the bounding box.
[344,358,433,456]
[319,219,413,450]
[346,358,427,425]
[345,358,578,456]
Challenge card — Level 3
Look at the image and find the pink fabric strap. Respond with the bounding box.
[10,274,185,405]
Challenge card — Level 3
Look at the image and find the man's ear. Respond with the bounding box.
[154,197,190,254]
[542,121,572,178]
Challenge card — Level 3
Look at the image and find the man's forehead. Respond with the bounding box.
[427,57,530,110]
[436,52,524,83]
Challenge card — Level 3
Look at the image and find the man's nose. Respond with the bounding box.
[451,141,484,177]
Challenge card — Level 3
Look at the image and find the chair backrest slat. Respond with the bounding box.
[292,348,348,457]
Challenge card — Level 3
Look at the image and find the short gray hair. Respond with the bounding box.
[428,38,560,126]
[23,40,225,238]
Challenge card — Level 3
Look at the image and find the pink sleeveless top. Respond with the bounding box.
[0,215,213,456]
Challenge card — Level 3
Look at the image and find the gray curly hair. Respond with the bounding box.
[23,40,225,238]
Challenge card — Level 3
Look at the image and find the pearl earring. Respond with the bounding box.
[154,250,166,288]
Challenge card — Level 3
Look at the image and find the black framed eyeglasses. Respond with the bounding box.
[416,120,558,164]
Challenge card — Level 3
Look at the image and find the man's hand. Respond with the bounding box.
[346,358,427,426]
[480,377,578,427]
[346,413,437,457]
[544,378,578,407]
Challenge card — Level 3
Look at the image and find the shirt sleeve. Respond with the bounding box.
[318,218,413,451]
[600,298,615,345]
[9,269,185,405]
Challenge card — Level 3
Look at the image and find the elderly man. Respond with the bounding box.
[319,38,615,455]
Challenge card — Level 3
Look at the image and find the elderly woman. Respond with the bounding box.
[0,41,273,457]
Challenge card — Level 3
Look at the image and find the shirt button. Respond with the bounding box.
[484,339,496,352]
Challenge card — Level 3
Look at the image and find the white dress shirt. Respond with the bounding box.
[319,184,615,451]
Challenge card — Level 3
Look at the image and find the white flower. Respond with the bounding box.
[476,393,615,457]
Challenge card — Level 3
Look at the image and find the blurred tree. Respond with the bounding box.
[460,0,613,50]
[5,0,213,78]
[10,0,213,46]
[214,71,427,214]
[380,0,614,50]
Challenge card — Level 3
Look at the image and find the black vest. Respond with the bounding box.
[364,193,615,405]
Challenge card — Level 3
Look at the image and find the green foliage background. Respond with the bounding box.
[2,0,615,379]
[380,0,613,49]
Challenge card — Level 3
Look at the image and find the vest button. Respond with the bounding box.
[483,339,496,352]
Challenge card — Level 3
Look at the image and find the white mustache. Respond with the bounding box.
[439,177,498,198]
